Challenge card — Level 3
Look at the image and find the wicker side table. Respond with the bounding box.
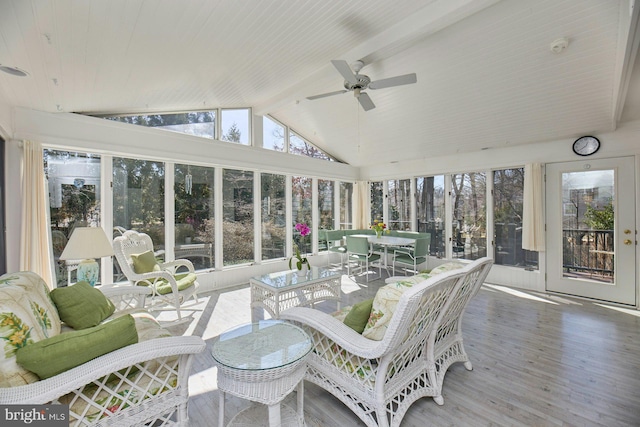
[211,320,312,427]
[250,267,341,321]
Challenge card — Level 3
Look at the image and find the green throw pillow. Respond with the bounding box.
[16,314,138,379]
[343,298,374,334]
[50,281,116,330]
[131,250,160,274]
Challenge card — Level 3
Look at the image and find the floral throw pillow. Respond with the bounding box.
[0,272,62,387]
[362,280,417,341]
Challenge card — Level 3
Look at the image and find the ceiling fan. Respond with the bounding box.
[307,60,417,111]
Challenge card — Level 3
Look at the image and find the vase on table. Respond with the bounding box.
[296,263,309,277]
[376,230,382,239]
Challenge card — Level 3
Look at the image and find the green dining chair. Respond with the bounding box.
[346,235,381,282]
[392,237,430,276]
[325,229,347,269]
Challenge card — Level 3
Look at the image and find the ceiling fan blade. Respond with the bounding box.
[369,73,417,90]
[306,90,348,100]
[357,92,376,111]
[331,60,358,85]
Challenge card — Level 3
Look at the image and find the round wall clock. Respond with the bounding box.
[572,136,600,156]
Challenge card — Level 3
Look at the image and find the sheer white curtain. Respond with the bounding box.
[522,163,545,252]
[352,181,370,229]
[20,140,55,288]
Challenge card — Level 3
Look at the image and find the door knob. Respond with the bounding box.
[624,239,632,245]
[624,229,631,234]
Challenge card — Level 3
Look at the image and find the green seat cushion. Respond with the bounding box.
[343,298,374,334]
[50,281,116,330]
[142,272,197,295]
[131,250,161,274]
[16,314,138,379]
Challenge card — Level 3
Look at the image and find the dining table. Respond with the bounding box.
[351,234,415,272]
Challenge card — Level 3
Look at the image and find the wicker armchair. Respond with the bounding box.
[113,230,200,323]
[0,272,205,426]
[280,257,493,427]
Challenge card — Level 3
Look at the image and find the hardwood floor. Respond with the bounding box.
[181,272,640,427]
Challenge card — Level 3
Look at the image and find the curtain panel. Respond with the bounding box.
[352,181,371,229]
[20,140,55,288]
[522,163,545,252]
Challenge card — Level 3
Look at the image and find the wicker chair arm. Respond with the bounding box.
[159,259,195,273]
[132,270,175,283]
[0,336,205,405]
[280,307,386,359]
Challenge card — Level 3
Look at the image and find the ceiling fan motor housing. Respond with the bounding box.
[344,75,371,91]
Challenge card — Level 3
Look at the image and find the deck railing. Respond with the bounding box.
[562,229,614,281]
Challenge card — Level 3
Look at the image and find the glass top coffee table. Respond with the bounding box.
[250,266,341,321]
[211,320,312,427]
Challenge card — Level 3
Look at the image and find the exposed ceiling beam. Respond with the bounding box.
[254,0,501,115]
[612,0,640,127]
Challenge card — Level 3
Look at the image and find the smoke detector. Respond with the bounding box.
[550,37,569,54]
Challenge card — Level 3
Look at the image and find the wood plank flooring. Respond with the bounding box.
[181,273,640,427]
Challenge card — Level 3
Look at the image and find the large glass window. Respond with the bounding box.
[387,179,411,230]
[318,180,334,251]
[339,182,353,229]
[105,111,216,139]
[289,131,332,161]
[370,181,384,225]
[113,158,165,253]
[318,180,334,230]
[451,172,487,260]
[0,137,5,275]
[221,109,250,145]
[263,116,285,152]
[222,169,254,265]
[174,164,215,270]
[493,168,539,269]
[292,176,313,255]
[416,176,445,257]
[45,150,102,287]
[261,173,286,259]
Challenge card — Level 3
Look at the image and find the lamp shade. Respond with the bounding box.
[59,227,115,260]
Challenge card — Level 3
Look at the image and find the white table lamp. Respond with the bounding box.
[59,227,115,286]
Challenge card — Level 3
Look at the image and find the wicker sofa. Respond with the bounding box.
[0,271,205,426]
[281,257,493,427]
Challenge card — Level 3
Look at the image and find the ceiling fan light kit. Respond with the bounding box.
[307,59,417,111]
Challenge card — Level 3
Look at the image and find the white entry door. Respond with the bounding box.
[546,157,636,305]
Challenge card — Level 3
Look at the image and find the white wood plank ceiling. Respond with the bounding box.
[0,0,638,167]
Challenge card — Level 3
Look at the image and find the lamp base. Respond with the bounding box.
[77,259,99,286]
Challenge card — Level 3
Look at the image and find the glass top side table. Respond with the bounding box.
[250,266,341,321]
[211,320,312,427]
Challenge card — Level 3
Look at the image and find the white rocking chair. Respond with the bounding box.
[113,230,200,323]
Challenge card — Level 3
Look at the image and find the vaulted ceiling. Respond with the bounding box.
[0,0,638,167]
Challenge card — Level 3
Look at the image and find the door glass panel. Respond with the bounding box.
[561,170,614,283]
[451,172,487,260]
